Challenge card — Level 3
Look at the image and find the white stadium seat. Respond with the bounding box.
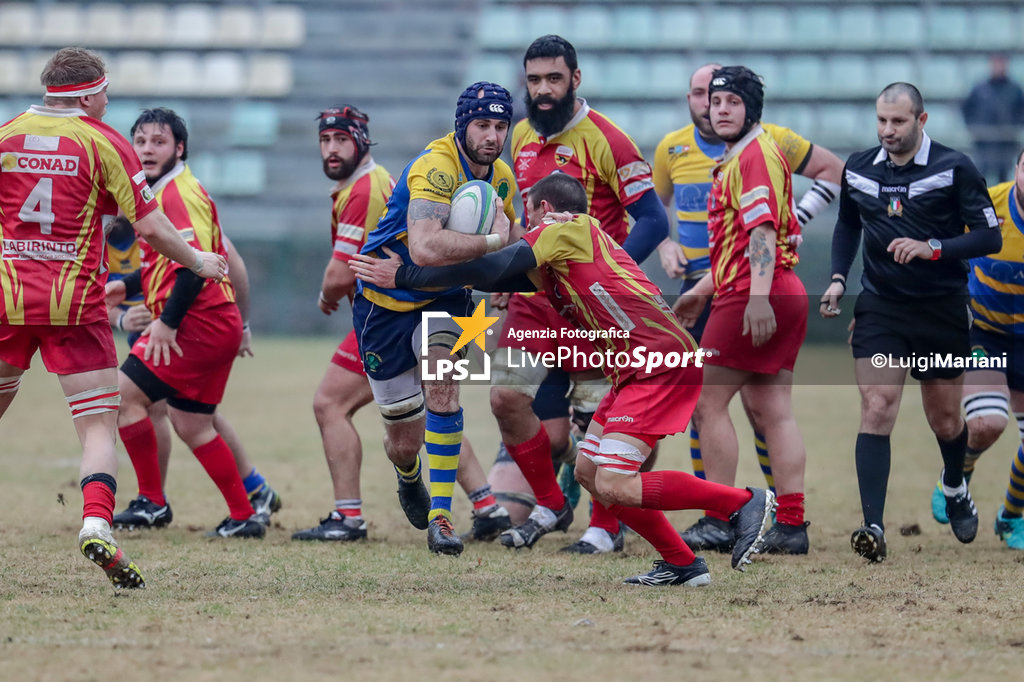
[86,4,130,47]
[0,4,35,46]
[168,4,215,48]
[126,5,170,48]
[111,51,157,95]
[216,6,260,47]
[0,52,26,94]
[259,5,306,48]
[201,53,246,97]
[246,55,293,97]
[39,5,85,46]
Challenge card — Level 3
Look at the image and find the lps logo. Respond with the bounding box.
[420,300,498,381]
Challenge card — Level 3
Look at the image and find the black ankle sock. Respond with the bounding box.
[938,425,969,489]
[856,433,891,529]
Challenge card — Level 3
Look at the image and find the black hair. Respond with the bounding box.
[130,107,189,160]
[523,34,578,72]
[529,172,588,214]
[878,82,925,118]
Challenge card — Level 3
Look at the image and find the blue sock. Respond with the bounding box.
[242,468,266,495]
[425,409,463,522]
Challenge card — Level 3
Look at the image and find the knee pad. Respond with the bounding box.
[378,392,425,424]
[962,391,1009,421]
[593,437,644,475]
[66,386,120,419]
[0,375,22,394]
[490,348,548,397]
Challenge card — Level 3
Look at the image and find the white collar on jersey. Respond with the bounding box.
[28,104,88,118]
[330,155,377,197]
[715,124,766,167]
[149,160,186,195]
[534,98,590,142]
[873,131,932,166]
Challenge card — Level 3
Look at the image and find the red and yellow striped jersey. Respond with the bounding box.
[512,100,654,245]
[523,213,697,385]
[138,162,234,317]
[708,127,799,294]
[0,105,157,325]
[330,159,394,262]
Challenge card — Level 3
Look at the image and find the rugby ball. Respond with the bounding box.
[445,180,498,235]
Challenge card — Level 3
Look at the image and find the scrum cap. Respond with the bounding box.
[709,66,765,127]
[454,81,513,146]
[316,105,372,157]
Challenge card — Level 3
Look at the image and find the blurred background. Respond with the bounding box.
[2,0,1019,340]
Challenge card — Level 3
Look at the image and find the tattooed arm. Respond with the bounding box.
[405,198,511,267]
[744,224,777,347]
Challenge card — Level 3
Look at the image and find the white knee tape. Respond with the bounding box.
[577,433,601,463]
[962,391,1009,421]
[569,376,612,413]
[378,392,425,424]
[0,375,22,394]
[489,348,548,396]
[66,386,120,419]
[594,437,644,475]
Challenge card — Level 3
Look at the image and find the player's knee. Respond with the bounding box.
[968,416,1006,449]
[860,391,900,431]
[963,391,1009,448]
[593,468,635,507]
[490,386,533,424]
[926,411,964,441]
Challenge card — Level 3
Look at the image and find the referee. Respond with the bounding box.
[821,82,1002,562]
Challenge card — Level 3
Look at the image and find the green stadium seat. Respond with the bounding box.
[638,105,680,148]
[748,8,792,49]
[927,7,970,49]
[870,56,917,93]
[611,6,656,48]
[836,7,878,49]
[0,4,35,46]
[653,7,699,49]
[790,6,835,49]
[779,56,827,98]
[649,55,688,98]
[827,54,873,99]
[465,54,518,92]
[219,152,266,196]
[924,103,969,148]
[102,101,143,138]
[602,56,647,98]
[569,7,613,48]
[229,102,280,147]
[188,156,220,193]
[974,9,1016,50]
[478,6,523,49]
[878,7,924,48]
[919,56,964,99]
[705,8,750,48]
[763,103,818,143]
[526,7,568,45]
[748,56,782,97]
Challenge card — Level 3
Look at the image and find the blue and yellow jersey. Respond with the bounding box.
[105,226,143,308]
[969,181,1024,336]
[358,132,517,312]
[653,122,811,279]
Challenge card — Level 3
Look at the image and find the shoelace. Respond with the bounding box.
[435,517,456,534]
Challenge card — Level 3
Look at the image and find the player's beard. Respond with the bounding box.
[323,154,358,181]
[464,136,503,167]
[526,86,576,138]
[145,155,179,185]
[690,102,718,141]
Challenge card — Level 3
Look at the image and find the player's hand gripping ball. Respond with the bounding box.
[445,180,499,235]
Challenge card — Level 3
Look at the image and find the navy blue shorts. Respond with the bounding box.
[679,276,712,342]
[352,291,472,381]
[969,325,1024,392]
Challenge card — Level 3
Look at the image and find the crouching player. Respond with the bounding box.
[353,172,774,585]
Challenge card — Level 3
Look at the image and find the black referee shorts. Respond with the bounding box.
[851,292,971,380]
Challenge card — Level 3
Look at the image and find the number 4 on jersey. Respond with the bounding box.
[19,177,54,235]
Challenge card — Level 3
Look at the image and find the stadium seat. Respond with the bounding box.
[789,6,835,49]
[878,7,924,48]
[925,103,969,148]
[85,4,129,47]
[748,56,782,97]
[259,5,306,48]
[819,103,874,147]
[835,6,878,49]
[826,54,873,99]
[156,53,201,96]
[102,101,143,138]
[649,55,688,98]
[202,53,246,97]
[763,103,819,142]
[169,4,214,47]
[216,6,260,47]
[219,152,267,195]
[704,8,750,49]
[188,155,220,193]
[246,55,293,97]
[653,7,699,49]
[465,54,518,94]
[611,6,657,49]
[526,7,568,45]
[748,8,792,49]
[477,6,523,49]
[600,56,647,98]
[569,6,613,48]
[779,56,827,98]
[638,105,680,148]
[973,9,1016,50]
[596,104,639,143]
[228,102,280,147]
[919,56,965,99]
[39,5,84,46]
[0,52,25,95]
[870,56,917,92]
[112,51,157,95]
[126,5,169,47]
[0,4,35,46]
[927,7,970,49]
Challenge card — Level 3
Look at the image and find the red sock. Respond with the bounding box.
[472,494,498,512]
[82,480,116,524]
[119,418,165,507]
[641,470,751,517]
[589,499,620,534]
[776,493,805,526]
[194,436,254,520]
[506,425,565,509]
[610,504,695,566]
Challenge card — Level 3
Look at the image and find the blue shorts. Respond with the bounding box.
[969,325,1024,392]
[679,276,712,342]
[352,291,472,382]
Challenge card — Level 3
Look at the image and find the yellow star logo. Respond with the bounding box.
[449,300,499,355]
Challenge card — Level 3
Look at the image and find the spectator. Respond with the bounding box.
[962,54,1024,184]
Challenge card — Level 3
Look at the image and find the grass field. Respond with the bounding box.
[2,337,1023,682]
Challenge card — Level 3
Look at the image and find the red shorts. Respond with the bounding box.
[331,330,365,375]
[701,269,807,374]
[130,304,241,405]
[497,293,591,371]
[0,321,117,374]
[592,366,701,441]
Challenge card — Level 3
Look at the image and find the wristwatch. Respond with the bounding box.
[927,238,942,260]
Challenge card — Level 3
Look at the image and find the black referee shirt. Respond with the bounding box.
[833,133,998,300]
